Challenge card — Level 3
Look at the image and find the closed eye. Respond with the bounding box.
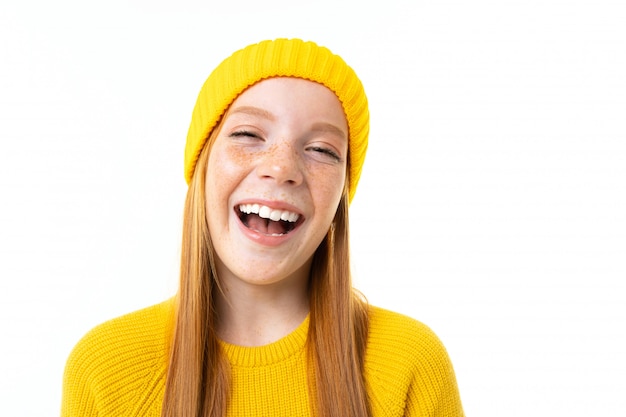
[307,146,341,162]
[230,130,260,139]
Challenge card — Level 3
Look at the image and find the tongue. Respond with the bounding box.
[247,214,286,235]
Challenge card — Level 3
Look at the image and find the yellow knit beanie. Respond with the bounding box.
[184,38,369,203]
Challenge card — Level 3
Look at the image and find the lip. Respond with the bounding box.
[233,199,305,247]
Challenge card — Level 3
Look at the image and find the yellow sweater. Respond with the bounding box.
[61,299,464,416]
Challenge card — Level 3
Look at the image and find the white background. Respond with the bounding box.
[1,0,625,415]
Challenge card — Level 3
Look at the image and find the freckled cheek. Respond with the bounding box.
[306,165,346,207]
[206,146,257,200]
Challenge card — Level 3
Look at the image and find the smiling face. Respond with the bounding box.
[205,77,349,292]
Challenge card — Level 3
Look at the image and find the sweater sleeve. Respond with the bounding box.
[365,307,464,417]
[403,326,464,417]
[60,300,173,417]
[61,332,100,417]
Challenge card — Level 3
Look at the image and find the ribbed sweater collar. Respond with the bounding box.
[219,316,309,367]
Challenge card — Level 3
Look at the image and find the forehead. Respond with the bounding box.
[227,77,347,126]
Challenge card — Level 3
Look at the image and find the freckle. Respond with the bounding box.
[228,147,255,166]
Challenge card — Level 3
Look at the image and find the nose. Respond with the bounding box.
[256,142,304,186]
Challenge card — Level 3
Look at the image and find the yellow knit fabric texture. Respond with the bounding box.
[184,38,369,203]
[62,299,464,416]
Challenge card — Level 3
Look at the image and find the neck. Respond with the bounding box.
[214,271,310,347]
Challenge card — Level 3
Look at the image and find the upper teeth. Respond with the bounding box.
[239,204,300,222]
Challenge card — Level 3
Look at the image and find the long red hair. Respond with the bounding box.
[162,126,371,417]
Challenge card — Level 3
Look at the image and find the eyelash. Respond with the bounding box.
[307,146,341,161]
[230,130,260,139]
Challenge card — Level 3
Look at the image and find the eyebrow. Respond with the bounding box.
[227,105,276,121]
[311,122,348,142]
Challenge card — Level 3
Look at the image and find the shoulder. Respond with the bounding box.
[366,305,449,366]
[62,299,174,415]
[365,306,464,416]
[66,298,174,367]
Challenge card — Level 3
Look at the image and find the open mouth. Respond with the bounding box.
[237,203,303,236]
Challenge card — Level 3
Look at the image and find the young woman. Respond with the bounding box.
[61,38,464,417]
